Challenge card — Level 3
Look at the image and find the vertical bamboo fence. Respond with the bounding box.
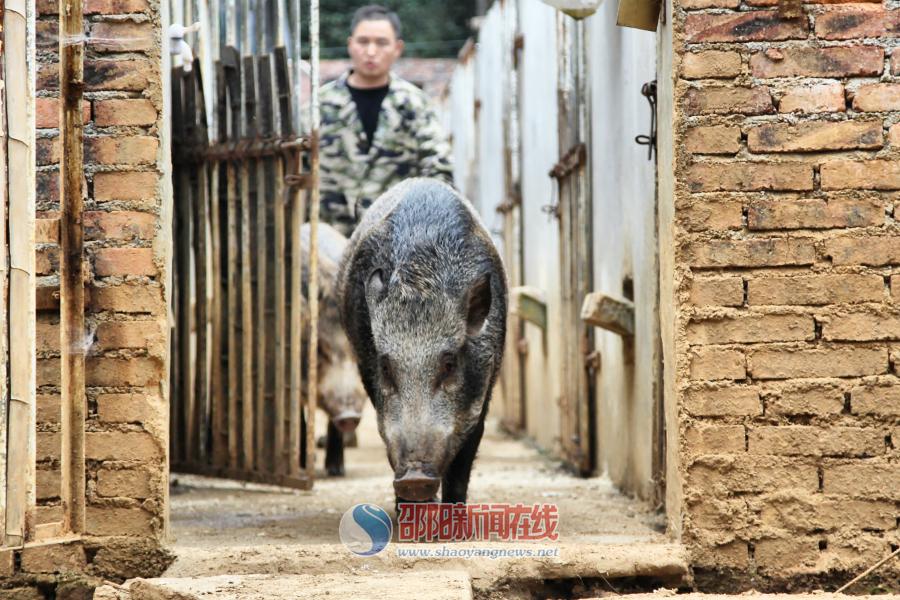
[168,0,320,488]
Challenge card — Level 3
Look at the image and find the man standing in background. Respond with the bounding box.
[318,4,453,236]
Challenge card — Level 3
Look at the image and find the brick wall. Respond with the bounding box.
[671,0,900,585]
[23,0,170,582]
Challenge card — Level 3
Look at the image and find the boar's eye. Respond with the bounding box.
[437,351,458,387]
[379,355,397,392]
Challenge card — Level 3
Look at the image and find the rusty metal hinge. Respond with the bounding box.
[549,143,586,180]
[635,80,657,161]
[585,350,601,375]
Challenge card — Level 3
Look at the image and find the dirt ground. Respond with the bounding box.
[162,405,687,597]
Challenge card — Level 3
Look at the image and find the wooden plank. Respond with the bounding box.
[192,60,211,463]
[306,0,321,483]
[223,48,242,470]
[510,286,547,331]
[59,0,87,535]
[616,0,661,32]
[171,462,312,490]
[5,0,37,545]
[241,55,257,471]
[581,293,635,337]
[170,69,184,469]
[288,161,306,477]
[210,63,227,468]
[254,159,267,472]
[179,67,197,464]
[273,158,287,473]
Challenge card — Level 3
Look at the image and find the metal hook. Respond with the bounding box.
[634,80,657,161]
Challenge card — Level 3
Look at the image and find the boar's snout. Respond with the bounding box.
[333,410,362,433]
[393,468,440,502]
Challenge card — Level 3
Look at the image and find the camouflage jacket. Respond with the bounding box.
[318,71,453,235]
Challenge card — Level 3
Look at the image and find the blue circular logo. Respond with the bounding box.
[339,503,392,556]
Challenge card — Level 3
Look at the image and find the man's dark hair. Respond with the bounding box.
[351,5,402,39]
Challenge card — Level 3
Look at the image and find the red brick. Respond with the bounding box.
[89,283,164,313]
[851,384,900,416]
[749,426,883,457]
[748,274,885,305]
[821,160,900,191]
[815,7,899,40]
[682,50,742,79]
[95,320,163,353]
[93,247,157,277]
[97,391,159,423]
[93,98,157,126]
[85,0,150,13]
[680,198,743,232]
[749,346,887,379]
[85,506,155,536]
[852,83,900,112]
[893,274,900,302]
[778,82,845,114]
[35,98,91,129]
[36,320,60,354]
[36,20,58,50]
[754,537,820,571]
[687,162,813,192]
[85,431,161,460]
[751,46,884,78]
[681,0,739,8]
[86,356,163,387]
[687,314,814,344]
[84,211,156,240]
[747,120,882,153]
[690,347,746,381]
[37,136,61,166]
[685,86,773,116]
[37,394,61,423]
[685,386,761,416]
[825,463,900,499]
[36,246,59,276]
[93,171,158,204]
[37,170,60,204]
[767,385,845,416]
[689,238,815,268]
[893,50,900,76]
[90,20,154,52]
[686,125,741,154]
[85,136,158,166]
[97,468,152,498]
[36,218,60,243]
[823,310,900,342]
[688,454,819,494]
[85,59,154,91]
[889,123,900,147]
[748,198,884,230]
[21,543,86,573]
[826,233,900,266]
[686,424,746,454]
[690,276,745,307]
[685,11,807,42]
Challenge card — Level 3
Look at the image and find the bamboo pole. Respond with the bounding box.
[0,0,10,542]
[59,0,87,534]
[5,0,37,544]
[305,0,320,483]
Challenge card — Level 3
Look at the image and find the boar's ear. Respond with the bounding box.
[366,268,386,303]
[466,274,492,336]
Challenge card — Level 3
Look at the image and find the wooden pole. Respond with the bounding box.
[305,0,320,483]
[59,0,87,535]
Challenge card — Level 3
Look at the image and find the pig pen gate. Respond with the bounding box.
[166,0,322,489]
[0,0,323,561]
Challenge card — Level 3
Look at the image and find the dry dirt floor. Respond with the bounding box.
[153,404,688,598]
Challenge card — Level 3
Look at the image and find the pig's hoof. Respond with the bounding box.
[326,464,345,477]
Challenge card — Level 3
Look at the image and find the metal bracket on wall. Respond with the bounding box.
[635,80,657,161]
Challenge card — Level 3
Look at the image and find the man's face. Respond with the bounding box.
[347,19,404,80]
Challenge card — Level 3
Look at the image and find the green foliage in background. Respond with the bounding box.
[303,0,478,59]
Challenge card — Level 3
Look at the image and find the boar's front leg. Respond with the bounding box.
[325,421,345,476]
[441,420,484,504]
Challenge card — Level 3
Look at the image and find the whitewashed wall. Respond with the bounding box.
[586,2,658,499]
[448,0,659,500]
